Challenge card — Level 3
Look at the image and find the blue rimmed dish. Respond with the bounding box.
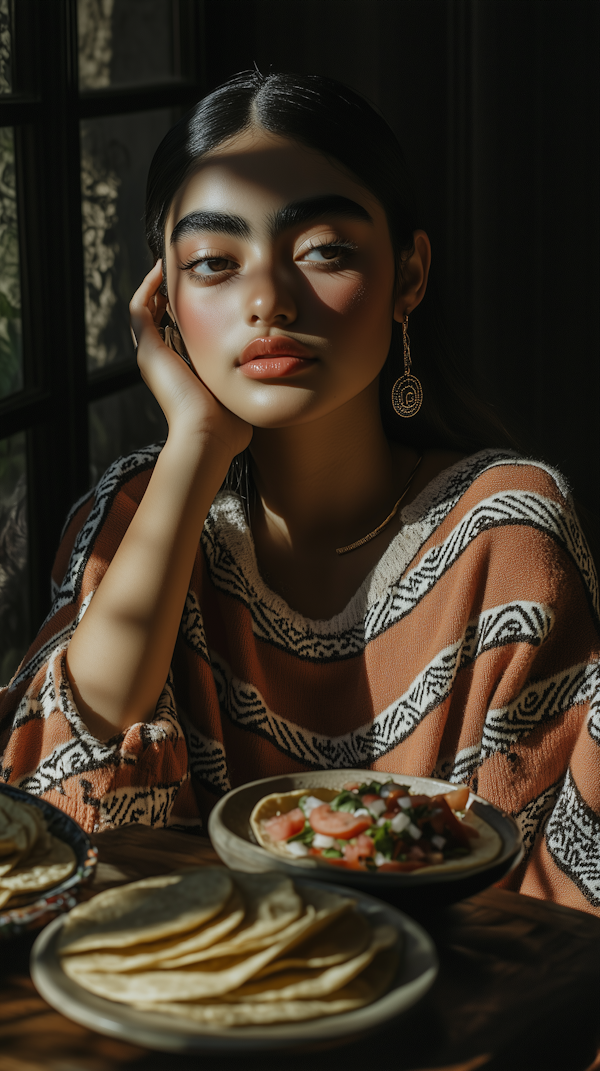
[0,784,98,940]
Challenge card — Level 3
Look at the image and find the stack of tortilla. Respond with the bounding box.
[0,792,77,910]
[58,868,399,1027]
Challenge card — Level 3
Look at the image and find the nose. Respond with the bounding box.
[245,264,297,327]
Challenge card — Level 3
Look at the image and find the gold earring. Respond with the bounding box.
[391,316,423,418]
[158,317,193,367]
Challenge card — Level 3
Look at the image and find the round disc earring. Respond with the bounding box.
[391,316,423,418]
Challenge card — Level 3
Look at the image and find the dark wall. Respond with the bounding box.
[204,0,600,536]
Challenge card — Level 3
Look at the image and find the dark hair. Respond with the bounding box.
[146,70,514,455]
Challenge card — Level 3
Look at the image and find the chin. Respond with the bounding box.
[229,389,323,429]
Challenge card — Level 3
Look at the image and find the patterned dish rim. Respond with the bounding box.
[0,784,98,940]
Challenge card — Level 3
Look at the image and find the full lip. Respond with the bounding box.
[238,336,316,366]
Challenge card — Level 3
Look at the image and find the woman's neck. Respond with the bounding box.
[249,380,416,555]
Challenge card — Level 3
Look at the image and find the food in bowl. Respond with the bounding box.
[0,791,76,908]
[250,780,502,874]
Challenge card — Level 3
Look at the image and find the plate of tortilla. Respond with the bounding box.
[0,784,97,939]
[208,771,523,908]
[31,866,437,1053]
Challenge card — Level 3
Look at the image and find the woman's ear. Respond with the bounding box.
[393,230,432,322]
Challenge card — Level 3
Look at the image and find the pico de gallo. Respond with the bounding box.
[261,781,479,872]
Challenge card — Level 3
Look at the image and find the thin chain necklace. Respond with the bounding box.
[335,453,424,555]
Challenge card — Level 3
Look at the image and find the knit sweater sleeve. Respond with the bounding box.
[0,446,200,834]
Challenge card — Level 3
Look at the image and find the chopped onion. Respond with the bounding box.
[431,834,446,850]
[354,808,370,817]
[407,822,422,840]
[366,798,387,818]
[390,811,411,833]
[302,795,326,815]
[374,852,388,867]
[397,797,413,810]
[286,841,309,856]
[312,833,336,849]
[376,816,388,827]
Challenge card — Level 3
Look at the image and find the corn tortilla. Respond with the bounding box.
[219,924,397,1003]
[62,886,353,1003]
[58,868,233,954]
[0,833,75,893]
[254,908,372,977]
[134,947,400,1027]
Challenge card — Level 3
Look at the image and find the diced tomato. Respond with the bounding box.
[392,838,410,859]
[343,782,361,791]
[361,793,382,806]
[430,796,475,847]
[309,804,373,839]
[385,787,409,802]
[310,848,364,871]
[263,807,306,842]
[382,807,400,820]
[378,860,428,872]
[444,786,470,812]
[407,844,426,861]
[406,794,435,808]
[343,834,375,865]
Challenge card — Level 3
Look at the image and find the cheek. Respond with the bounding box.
[172,285,235,361]
[313,272,394,352]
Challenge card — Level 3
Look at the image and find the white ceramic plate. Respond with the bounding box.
[30,879,438,1054]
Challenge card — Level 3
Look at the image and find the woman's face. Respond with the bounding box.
[164,127,407,429]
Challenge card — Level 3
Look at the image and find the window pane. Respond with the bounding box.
[0,431,29,685]
[0,0,13,95]
[81,109,174,372]
[0,126,22,399]
[78,0,179,91]
[89,381,167,486]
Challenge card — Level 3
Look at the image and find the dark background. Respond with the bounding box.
[205,0,600,540]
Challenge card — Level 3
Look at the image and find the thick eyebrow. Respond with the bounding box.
[268,195,373,237]
[170,195,372,247]
[170,211,250,245]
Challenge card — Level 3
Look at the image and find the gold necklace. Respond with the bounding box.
[335,453,424,555]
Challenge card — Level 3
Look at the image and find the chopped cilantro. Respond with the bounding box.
[358,780,388,796]
[321,848,343,859]
[287,820,314,845]
[330,790,363,813]
[372,823,394,859]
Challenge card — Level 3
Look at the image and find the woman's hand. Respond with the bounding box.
[130,260,252,459]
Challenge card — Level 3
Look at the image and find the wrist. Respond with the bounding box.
[162,425,238,477]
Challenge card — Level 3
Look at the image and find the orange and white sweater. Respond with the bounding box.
[1,447,599,915]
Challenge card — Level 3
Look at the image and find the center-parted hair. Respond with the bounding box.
[146,70,513,453]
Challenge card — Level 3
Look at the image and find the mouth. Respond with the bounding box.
[238,336,317,379]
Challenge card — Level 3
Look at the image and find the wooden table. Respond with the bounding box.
[1,826,599,1071]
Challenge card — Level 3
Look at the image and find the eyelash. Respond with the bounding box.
[299,237,357,265]
[180,237,357,280]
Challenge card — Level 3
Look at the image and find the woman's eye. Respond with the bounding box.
[300,242,355,264]
[190,257,237,276]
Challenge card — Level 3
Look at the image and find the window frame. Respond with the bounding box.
[0,0,206,637]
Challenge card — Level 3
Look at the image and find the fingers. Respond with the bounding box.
[130,260,168,346]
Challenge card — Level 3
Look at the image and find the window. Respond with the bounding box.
[0,0,205,683]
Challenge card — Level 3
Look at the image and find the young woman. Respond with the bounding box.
[1,73,599,915]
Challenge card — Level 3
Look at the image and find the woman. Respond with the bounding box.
[1,73,599,914]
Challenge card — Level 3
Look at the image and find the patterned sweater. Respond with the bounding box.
[1,447,599,914]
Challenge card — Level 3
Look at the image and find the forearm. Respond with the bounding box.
[66,430,232,738]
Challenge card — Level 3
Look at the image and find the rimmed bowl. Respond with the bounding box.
[0,784,98,940]
[208,770,523,910]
